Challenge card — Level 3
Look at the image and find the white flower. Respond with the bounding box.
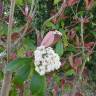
[0,51,6,58]
[34,46,61,75]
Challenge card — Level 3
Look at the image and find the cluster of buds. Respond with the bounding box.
[34,46,61,75]
[34,30,62,75]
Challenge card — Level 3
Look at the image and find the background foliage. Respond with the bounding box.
[0,0,96,96]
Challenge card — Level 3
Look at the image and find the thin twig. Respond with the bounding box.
[12,0,35,49]
[71,17,86,96]
[79,17,86,78]
[0,1,36,59]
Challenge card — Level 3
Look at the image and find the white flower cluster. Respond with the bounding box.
[34,46,61,75]
[0,51,6,58]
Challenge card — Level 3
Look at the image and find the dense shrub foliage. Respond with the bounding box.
[0,0,96,96]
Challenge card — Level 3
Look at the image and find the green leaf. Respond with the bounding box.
[66,44,76,52]
[62,32,69,47]
[0,22,8,35]
[0,47,5,52]
[23,37,36,51]
[91,31,96,36]
[24,88,31,96]
[59,29,69,47]
[5,58,32,72]
[9,87,18,96]
[60,21,64,28]
[17,47,25,57]
[46,21,54,28]
[0,71,3,80]
[30,73,46,96]
[52,24,60,30]
[53,73,60,85]
[13,62,31,85]
[16,0,23,5]
[5,58,32,85]
[55,41,64,56]
[65,69,75,76]
[54,0,61,5]
[64,83,72,93]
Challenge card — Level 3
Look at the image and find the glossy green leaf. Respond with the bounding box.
[62,32,69,47]
[64,83,72,93]
[54,0,61,5]
[13,61,31,85]
[60,21,65,28]
[46,21,54,28]
[59,29,68,47]
[30,73,46,96]
[55,41,64,56]
[65,69,75,76]
[0,71,3,80]
[9,87,18,96]
[24,88,31,96]
[91,31,96,36]
[17,47,25,57]
[16,0,23,5]
[23,37,36,51]
[66,44,76,52]
[5,58,32,72]
[0,22,8,35]
[53,73,60,85]
[52,24,60,30]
